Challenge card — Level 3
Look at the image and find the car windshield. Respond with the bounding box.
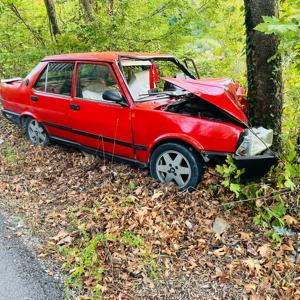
[120,57,194,102]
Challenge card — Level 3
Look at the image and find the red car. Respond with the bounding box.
[0,52,277,189]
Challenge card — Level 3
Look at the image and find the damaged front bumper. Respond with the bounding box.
[206,151,278,180]
[233,152,278,179]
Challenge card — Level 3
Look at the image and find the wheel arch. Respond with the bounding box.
[20,112,42,124]
[20,112,49,136]
[149,135,206,163]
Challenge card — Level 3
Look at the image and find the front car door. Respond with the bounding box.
[31,62,75,140]
[69,62,134,159]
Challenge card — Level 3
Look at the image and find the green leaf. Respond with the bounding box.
[229,183,241,197]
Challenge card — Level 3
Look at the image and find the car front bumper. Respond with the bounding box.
[206,151,278,180]
[233,152,278,179]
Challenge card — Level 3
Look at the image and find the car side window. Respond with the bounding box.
[77,64,119,102]
[34,62,75,96]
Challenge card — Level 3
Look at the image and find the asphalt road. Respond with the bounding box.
[0,213,64,300]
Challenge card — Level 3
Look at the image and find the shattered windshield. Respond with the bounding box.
[120,58,194,102]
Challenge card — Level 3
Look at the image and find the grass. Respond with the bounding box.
[0,143,18,163]
[59,229,160,298]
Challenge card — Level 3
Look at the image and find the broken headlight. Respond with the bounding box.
[236,127,273,156]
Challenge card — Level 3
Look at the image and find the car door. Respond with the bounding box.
[30,62,75,140]
[69,62,134,159]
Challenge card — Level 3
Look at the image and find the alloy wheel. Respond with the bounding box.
[27,119,47,145]
[155,150,192,188]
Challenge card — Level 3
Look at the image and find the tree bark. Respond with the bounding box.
[81,0,94,21]
[107,0,114,16]
[44,0,60,37]
[244,0,283,150]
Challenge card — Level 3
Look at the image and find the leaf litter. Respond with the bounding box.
[0,116,299,299]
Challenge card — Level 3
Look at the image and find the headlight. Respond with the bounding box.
[236,127,273,156]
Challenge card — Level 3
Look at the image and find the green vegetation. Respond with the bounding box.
[217,141,299,244]
[0,0,299,298]
[0,143,18,163]
[59,230,158,297]
[0,0,245,80]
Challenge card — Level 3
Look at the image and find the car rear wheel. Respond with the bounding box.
[150,143,204,190]
[25,118,49,146]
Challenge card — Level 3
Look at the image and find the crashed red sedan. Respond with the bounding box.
[0,52,277,189]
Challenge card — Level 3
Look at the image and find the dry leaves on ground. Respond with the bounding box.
[0,116,299,299]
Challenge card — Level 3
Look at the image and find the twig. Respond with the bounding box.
[218,188,297,207]
[136,0,173,22]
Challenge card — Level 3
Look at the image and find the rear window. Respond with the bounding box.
[34,62,75,96]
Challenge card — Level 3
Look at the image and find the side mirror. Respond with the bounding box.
[102,90,128,106]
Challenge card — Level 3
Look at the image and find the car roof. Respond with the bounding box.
[42,52,174,63]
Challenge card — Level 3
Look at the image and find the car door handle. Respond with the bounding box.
[70,104,80,111]
[31,95,38,102]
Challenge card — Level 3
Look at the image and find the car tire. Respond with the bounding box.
[25,117,50,146]
[150,143,204,190]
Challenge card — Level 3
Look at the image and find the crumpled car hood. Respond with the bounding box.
[163,77,248,125]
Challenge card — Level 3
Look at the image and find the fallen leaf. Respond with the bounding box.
[255,199,264,208]
[57,235,72,246]
[185,220,193,229]
[244,283,256,293]
[244,258,261,274]
[239,232,251,241]
[257,243,273,258]
[284,215,298,226]
[51,230,68,241]
[151,191,163,200]
[213,245,227,256]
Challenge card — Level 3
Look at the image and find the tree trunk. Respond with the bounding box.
[244,0,283,150]
[44,0,60,37]
[81,0,94,21]
[107,0,114,16]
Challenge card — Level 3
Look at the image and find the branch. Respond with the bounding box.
[8,3,45,45]
[217,188,297,207]
[137,0,173,22]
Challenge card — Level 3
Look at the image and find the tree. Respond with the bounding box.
[81,0,94,22]
[44,0,60,38]
[107,0,114,16]
[244,0,283,150]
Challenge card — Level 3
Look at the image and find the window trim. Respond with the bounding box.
[32,61,75,98]
[74,61,127,106]
[33,64,48,93]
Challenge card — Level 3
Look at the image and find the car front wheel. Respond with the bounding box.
[25,118,50,146]
[150,143,204,190]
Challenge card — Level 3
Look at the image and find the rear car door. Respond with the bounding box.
[69,62,134,159]
[31,62,75,140]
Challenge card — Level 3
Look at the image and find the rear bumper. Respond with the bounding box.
[206,151,278,179]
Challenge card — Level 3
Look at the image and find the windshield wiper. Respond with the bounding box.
[137,92,171,101]
[137,90,188,101]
